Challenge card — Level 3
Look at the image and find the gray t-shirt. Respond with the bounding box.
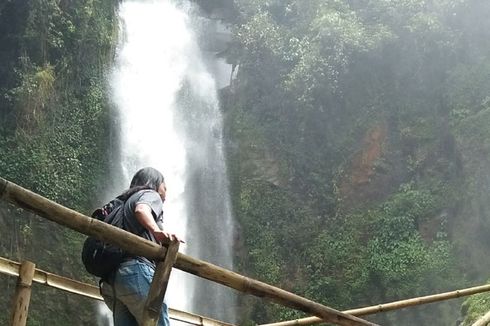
[123,189,164,243]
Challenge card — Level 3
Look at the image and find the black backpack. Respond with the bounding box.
[82,198,127,280]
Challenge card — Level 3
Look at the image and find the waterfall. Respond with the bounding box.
[109,0,236,322]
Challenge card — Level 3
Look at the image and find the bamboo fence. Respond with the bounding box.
[0,177,376,326]
[260,284,490,326]
[3,176,490,325]
[0,256,234,326]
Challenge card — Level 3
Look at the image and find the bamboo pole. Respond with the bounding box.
[142,241,180,326]
[9,261,36,326]
[260,284,490,326]
[1,256,105,300]
[472,310,490,326]
[0,256,234,326]
[0,177,377,326]
[169,309,235,326]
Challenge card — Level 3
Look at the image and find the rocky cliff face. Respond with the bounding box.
[338,123,396,209]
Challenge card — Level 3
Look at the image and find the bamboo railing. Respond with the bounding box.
[0,256,234,326]
[260,283,490,326]
[0,177,376,326]
[3,176,490,325]
[472,310,490,326]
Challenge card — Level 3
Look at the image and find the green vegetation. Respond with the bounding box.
[224,0,490,324]
[460,286,490,325]
[0,0,119,324]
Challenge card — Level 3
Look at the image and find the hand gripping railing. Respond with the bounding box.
[0,177,377,326]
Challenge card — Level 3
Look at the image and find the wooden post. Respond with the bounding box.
[0,177,377,326]
[9,261,36,326]
[142,241,180,326]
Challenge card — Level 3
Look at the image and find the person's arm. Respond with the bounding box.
[134,203,184,243]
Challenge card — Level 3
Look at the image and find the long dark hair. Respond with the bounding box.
[118,167,165,201]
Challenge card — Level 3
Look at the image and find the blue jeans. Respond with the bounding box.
[101,259,170,326]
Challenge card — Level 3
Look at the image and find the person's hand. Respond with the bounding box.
[152,229,185,244]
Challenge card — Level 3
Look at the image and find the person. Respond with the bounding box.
[101,167,183,326]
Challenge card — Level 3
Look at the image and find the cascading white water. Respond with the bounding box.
[108,0,236,323]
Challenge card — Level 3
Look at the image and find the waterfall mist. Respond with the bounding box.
[110,0,236,322]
